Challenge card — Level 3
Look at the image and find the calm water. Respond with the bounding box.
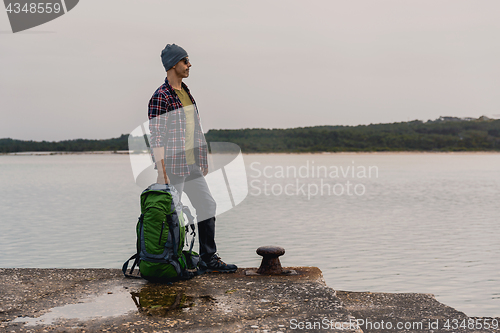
[0,152,499,317]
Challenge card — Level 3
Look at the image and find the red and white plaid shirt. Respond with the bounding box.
[148,78,208,176]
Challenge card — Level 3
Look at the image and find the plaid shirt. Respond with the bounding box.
[148,78,208,176]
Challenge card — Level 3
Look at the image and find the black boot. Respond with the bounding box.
[200,254,237,273]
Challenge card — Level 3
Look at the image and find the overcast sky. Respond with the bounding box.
[1,0,500,141]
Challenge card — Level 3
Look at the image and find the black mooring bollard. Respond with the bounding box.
[256,246,285,275]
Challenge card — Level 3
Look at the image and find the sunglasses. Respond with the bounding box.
[182,57,190,65]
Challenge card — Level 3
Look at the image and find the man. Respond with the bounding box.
[148,44,237,273]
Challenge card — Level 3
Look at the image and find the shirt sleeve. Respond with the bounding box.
[148,92,169,148]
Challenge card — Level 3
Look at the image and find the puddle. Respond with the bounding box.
[131,284,195,316]
[13,286,137,326]
[13,283,214,325]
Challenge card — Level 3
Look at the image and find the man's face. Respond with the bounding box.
[174,57,191,78]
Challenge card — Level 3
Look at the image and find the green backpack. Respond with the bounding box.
[123,184,201,282]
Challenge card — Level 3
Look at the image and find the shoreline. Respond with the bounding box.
[2,150,500,156]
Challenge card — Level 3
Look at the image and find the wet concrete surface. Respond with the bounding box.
[336,291,500,333]
[0,267,498,332]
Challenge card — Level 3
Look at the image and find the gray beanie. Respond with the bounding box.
[161,44,188,71]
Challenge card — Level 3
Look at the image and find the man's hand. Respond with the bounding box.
[201,167,208,176]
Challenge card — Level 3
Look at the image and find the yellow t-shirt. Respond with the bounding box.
[174,88,195,165]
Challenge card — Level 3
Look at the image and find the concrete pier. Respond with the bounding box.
[0,268,498,332]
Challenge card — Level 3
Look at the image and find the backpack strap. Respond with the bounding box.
[165,208,184,276]
[122,253,141,279]
[182,206,196,254]
[182,206,195,226]
[122,213,145,279]
[181,206,205,277]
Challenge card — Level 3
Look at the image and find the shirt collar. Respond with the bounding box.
[164,77,190,93]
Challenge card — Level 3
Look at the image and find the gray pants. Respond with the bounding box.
[167,164,217,261]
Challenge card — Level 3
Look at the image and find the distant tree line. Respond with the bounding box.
[2,118,500,153]
[205,118,500,153]
[0,135,129,153]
